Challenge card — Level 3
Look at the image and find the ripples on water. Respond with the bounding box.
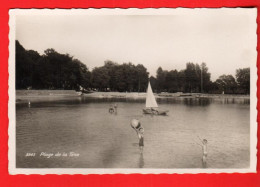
[16,96,250,169]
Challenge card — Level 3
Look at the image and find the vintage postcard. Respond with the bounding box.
[8,8,257,174]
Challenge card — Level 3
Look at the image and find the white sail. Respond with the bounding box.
[145,82,158,108]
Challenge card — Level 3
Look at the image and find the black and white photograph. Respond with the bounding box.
[8,8,257,174]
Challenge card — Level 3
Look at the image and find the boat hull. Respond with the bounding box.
[143,108,168,116]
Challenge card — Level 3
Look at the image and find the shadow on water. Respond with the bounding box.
[220,98,250,105]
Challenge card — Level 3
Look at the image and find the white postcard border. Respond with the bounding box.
[8,8,258,175]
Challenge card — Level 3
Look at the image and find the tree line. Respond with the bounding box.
[15,40,149,92]
[151,64,250,94]
[15,40,250,94]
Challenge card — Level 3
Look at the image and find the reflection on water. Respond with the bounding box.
[16,96,250,168]
[139,153,145,168]
[183,98,210,106]
[16,96,250,108]
[202,158,207,168]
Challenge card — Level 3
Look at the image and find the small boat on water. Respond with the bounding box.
[76,89,94,95]
[143,82,169,115]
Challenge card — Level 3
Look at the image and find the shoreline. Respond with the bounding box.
[16,90,250,100]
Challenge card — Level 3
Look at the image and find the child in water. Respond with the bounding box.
[138,127,144,154]
[130,119,144,153]
[201,139,208,167]
[195,137,208,167]
[109,105,114,113]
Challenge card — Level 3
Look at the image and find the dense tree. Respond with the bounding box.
[201,62,211,92]
[15,40,91,90]
[185,63,198,92]
[215,75,237,94]
[124,63,137,92]
[177,70,186,92]
[152,63,211,93]
[91,67,110,91]
[150,76,157,92]
[156,67,167,92]
[16,40,250,94]
[236,68,250,94]
[165,70,178,93]
[182,62,211,93]
[136,64,149,92]
[91,62,149,92]
[103,60,118,91]
[15,40,34,89]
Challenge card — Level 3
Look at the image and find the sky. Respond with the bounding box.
[14,9,257,81]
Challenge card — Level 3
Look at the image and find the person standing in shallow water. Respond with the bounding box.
[195,137,208,168]
[114,104,117,112]
[138,127,144,153]
[130,119,144,153]
[201,139,208,168]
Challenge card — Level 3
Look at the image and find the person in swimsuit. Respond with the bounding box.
[114,104,117,113]
[138,127,144,153]
[194,136,208,168]
[131,119,142,134]
[109,105,114,113]
[202,139,208,167]
[130,119,144,153]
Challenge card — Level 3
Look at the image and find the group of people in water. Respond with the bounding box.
[108,104,144,153]
[130,118,208,167]
[109,104,208,167]
[108,104,117,114]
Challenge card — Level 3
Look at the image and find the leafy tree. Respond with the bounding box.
[15,40,34,89]
[113,65,127,92]
[215,75,237,94]
[150,76,157,92]
[165,70,178,93]
[154,63,211,93]
[103,60,118,91]
[177,70,186,92]
[16,40,91,90]
[136,64,149,92]
[201,62,211,93]
[156,67,167,92]
[90,61,149,92]
[236,68,250,94]
[183,62,211,93]
[123,63,137,92]
[185,63,198,92]
[91,67,110,91]
[16,40,249,95]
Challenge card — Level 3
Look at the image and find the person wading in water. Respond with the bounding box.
[130,119,144,153]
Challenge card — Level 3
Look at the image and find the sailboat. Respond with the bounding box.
[142,82,169,115]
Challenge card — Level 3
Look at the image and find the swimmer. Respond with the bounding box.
[109,105,114,113]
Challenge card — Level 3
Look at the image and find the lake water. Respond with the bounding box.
[16,94,250,169]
